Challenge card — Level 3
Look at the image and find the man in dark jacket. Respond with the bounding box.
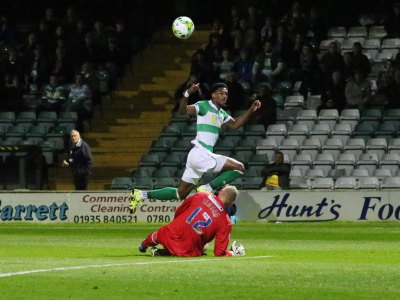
[261,151,290,190]
[62,129,93,190]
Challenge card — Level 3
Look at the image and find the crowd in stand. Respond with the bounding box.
[0,2,151,131]
[174,0,400,130]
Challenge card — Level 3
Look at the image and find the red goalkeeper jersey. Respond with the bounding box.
[156,192,233,257]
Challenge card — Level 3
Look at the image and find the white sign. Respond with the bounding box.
[0,191,399,223]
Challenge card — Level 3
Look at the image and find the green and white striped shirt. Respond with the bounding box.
[193,100,232,152]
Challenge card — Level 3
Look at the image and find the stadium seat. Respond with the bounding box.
[26,124,47,145]
[214,139,237,152]
[170,111,191,124]
[287,124,309,145]
[139,153,162,168]
[362,39,380,50]
[278,138,299,162]
[47,125,67,151]
[331,123,352,144]
[365,138,388,161]
[305,95,322,110]
[383,109,400,121]
[266,124,287,144]
[379,153,400,175]
[388,138,400,154]
[235,139,257,152]
[347,26,367,37]
[152,177,178,189]
[327,26,346,38]
[368,25,387,39]
[160,154,184,168]
[309,124,330,144]
[357,177,379,189]
[313,153,335,177]
[243,124,266,138]
[299,138,321,160]
[352,122,375,140]
[110,177,133,189]
[375,122,397,138]
[248,153,269,166]
[310,177,334,189]
[343,138,365,159]
[289,176,309,189]
[335,177,357,189]
[160,123,186,138]
[149,138,175,153]
[296,109,317,126]
[380,177,400,189]
[132,177,155,189]
[171,139,193,153]
[131,168,153,179]
[381,38,400,49]
[221,126,244,138]
[291,153,313,175]
[276,109,297,128]
[16,111,36,125]
[58,111,78,123]
[373,168,392,181]
[232,150,253,166]
[284,95,305,109]
[38,140,56,166]
[322,138,344,159]
[305,169,325,179]
[335,153,357,176]
[360,108,382,122]
[152,167,179,178]
[0,111,16,124]
[242,176,263,189]
[181,123,197,139]
[5,125,26,144]
[341,37,365,50]
[328,168,346,179]
[256,138,278,158]
[356,153,379,175]
[37,111,58,124]
[350,168,370,180]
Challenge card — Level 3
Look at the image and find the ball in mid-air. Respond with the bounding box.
[172,16,195,39]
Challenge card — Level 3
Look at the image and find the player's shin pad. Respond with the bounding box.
[209,170,243,190]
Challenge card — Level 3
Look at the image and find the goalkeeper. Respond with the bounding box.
[138,185,245,257]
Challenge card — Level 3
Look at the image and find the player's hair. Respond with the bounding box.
[220,185,239,205]
[210,82,228,94]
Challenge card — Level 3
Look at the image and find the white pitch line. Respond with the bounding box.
[0,256,273,278]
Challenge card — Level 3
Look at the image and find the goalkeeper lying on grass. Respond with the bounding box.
[138,185,245,257]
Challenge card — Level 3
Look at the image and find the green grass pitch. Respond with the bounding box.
[1,222,399,299]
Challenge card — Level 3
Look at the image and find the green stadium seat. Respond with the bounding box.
[110,177,133,189]
[139,153,162,168]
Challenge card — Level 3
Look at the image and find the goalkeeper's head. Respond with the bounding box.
[217,185,239,208]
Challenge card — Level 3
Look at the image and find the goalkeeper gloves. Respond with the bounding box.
[229,241,245,256]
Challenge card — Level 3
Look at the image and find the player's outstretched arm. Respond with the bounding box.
[178,83,200,115]
[226,99,261,130]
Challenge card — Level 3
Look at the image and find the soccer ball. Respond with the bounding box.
[172,16,195,39]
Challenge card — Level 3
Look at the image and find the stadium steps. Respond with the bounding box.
[48,27,209,190]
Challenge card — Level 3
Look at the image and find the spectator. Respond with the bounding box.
[305,6,327,45]
[351,42,371,77]
[173,74,209,110]
[298,43,320,96]
[190,48,213,86]
[25,46,50,89]
[36,74,67,114]
[377,59,395,92]
[319,71,346,113]
[319,41,345,86]
[3,75,26,113]
[62,129,93,190]
[342,51,355,81]
[273,25,294,64]
[51,46,73,83]
[213,48,235,81]
[384,1,400,38]
[64,73,93,126]
[232,18,258,53]
[252,40,285,86]
[261,151,290,190]
[224,71,246,113]
[345,69,372,109]
[259,16,276,44]
[80,61,101,108]
[234,48,254,92]
[384,69,400,108]
[250,82,277,129]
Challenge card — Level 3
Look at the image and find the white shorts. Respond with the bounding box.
[182,145,229,185]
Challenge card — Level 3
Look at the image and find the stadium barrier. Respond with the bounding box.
[0,191,399,223]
